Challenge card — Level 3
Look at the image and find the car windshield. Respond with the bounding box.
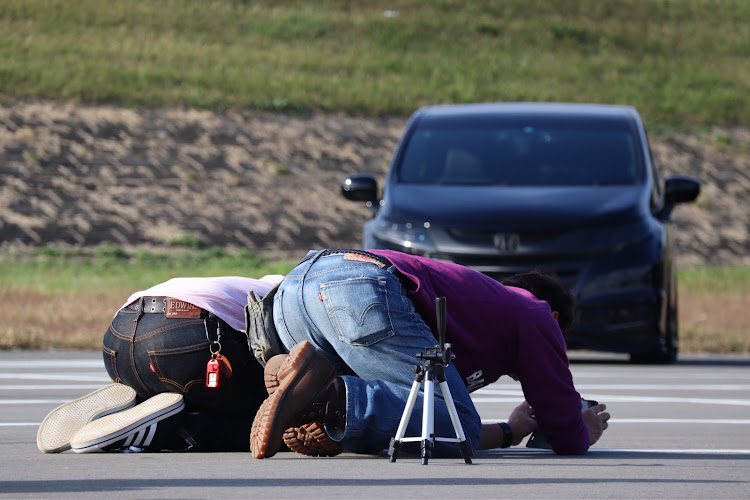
[397,123,643,186]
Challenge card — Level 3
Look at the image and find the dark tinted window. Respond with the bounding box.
[397,123,642,186]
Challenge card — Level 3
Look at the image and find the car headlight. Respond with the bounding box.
[371,218,437,254]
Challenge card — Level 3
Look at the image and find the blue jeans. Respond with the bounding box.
[103,301,267,451]
[273,250,481,456]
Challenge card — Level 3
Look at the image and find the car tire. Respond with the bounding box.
[630,274,679,364]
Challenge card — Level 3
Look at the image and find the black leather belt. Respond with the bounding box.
[128,297,231,339]
[136,296,207,319]
[141,296,167,314]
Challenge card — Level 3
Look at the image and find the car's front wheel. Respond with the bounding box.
[630,276,679,364]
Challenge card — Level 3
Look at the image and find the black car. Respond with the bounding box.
[340,102,700,363]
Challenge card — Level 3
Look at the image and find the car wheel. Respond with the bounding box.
[630,275,679,364]
[664,283,679,362]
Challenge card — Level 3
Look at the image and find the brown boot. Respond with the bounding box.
[282,421,343,457]
[251,341,346,459]
[263,352,343,457]
[263,353,288,396]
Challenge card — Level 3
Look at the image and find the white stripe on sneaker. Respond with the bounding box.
[130,427,147,447]
[123,433,135,447]
[143,424,158,447]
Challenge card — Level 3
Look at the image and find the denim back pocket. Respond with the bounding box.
[320,276,395,346]
[147,342,209,394]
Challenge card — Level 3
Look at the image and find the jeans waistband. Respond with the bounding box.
[296,249,416,291]
[297,249,392,268]
[122,298,238,351]
[129,296,208,319]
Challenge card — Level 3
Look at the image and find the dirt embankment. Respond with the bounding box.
[1,100,749,268]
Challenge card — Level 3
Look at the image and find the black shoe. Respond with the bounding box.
[70,393,185,453]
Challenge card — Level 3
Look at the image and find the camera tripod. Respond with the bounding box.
[388,297,473,465]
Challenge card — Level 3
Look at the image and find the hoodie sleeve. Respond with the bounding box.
[516,306,590,455]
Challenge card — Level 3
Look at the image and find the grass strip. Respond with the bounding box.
[1,247,747,353]
[1,0,748,126]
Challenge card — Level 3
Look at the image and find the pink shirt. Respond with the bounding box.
[120,275,284,332]
[370,249,590,455]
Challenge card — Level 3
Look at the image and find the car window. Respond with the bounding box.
[397,125,643,186]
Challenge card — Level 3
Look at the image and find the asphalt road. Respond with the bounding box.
[2,350,749,499]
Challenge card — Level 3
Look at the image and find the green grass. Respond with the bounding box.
[5,246,745,299]
[0,246,300,349]
[0,245,297,293]
[1,247,747,353]
[678,266,750,295]
[1,0,749,126]
[4,245,747,295]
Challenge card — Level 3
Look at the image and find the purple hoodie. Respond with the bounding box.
[370,249,590,455]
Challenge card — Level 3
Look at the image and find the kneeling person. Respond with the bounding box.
[250,249,610,459]
[37,275,283,454]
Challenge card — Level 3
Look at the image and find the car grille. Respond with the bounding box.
[447,228,561,247]
[446,255,583,290]
[443,228,586,289]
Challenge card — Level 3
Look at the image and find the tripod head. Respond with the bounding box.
[416,297,454,367]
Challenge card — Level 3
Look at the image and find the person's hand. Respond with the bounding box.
[507,400,538,445]
[583,403,610,446]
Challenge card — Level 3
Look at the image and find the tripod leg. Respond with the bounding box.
[421,371,435,465]
[438,379,473,464]
[389,369,424,463]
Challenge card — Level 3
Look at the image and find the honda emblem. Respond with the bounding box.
[493,233,520,252]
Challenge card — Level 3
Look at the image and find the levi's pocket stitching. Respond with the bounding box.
[321,277,395,346]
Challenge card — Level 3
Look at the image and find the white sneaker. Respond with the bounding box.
[37,383,137,453]
[70,393,185,453]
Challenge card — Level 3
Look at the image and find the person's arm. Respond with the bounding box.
[477,401,537,450]
[515,310,592,455]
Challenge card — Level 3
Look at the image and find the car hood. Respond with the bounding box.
[383,184,649,232]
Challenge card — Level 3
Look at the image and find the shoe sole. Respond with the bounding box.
[263,354,288,396]
[37,383,137,453]
[282,421,343,457]
[70,392,184,453]
[250,341,335,459]
[264,354,342,457]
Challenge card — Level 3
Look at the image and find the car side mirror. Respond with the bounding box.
[665,175,701,205]
[658,174,701,221]
[341,174,380,216]
[341,174,379,201]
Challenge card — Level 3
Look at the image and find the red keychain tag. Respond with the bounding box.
[206,358,222,388]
